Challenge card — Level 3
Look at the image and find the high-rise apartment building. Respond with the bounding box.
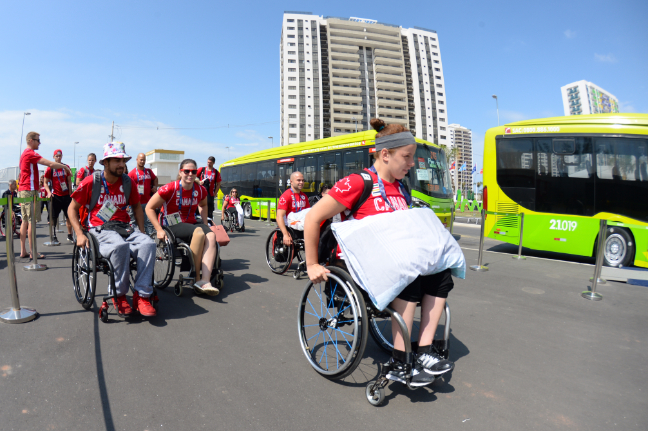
[448,124,472,194]
[561,80,619,116]
[280,12,449,146]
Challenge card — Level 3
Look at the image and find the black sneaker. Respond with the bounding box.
[416,351,454,375]
[410,362,437,387]
[385,358,410,384]
[67,234,74,243]
[52,235,59,243]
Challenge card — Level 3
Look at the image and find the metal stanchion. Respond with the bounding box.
[24,194,47,271]
[43,198,59,246]
[56,207,65,233]
[469,208,488,272]
[583,219,607,301]
[0,194,38,323]
[512,212,526,260]
[449,205,454,234]
[265,200,273,225]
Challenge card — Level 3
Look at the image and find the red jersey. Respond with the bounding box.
[278,188,310,217]
[328,170,409,220]
[19,148,42,191]
[157,181,208,224]
[223,195,240,209]
[128,167,157,204]
[76,166,95,182]
[198,167,221,196]
[45,164,71,196]
[72,174,140,227]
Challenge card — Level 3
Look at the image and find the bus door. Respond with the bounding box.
[277,158,294,195]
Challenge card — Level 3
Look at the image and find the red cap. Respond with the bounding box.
[53,149,63,156]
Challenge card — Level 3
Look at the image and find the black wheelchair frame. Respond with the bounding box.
[71,230,159,323]
[265,226,306,279]
[152,225,224,297]
[297,265,451,406]
[221,207,244,233]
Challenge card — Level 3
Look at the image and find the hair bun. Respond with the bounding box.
[370,118,386,132]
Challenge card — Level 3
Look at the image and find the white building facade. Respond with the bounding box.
[280,12,449,146]
[448,124,472,195]
[561,80,619,116]
[145,149,184,186]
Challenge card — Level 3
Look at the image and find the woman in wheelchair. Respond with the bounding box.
[304,118,454,387]
[146,159,220,296]
[221,188,244,232]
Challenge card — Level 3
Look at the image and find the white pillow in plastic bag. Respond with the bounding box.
[286,207,311,231]
[331,208,466,310]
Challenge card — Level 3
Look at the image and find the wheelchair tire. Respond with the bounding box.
[365,381,385,406]
[298,267,368,380]
[72,238,97,310]
[221,212,233,232]
[153,235,175,290]
[265,229,294,275]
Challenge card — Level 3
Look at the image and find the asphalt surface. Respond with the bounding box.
[0,217,646,431]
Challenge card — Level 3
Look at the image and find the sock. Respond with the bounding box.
[392,349,407,363]
[417,345,433,355]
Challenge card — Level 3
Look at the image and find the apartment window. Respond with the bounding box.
[288,95,296,99]
[289,124,297,128]
[439,109,445,113]
[288,68,296,72]
[433,53,438,56]
[439,118,445,122]
[288,76,296,81]
[435,68,440,72]
[289,114,296,118]
[434,60,439,64]
[438,101,444,104]
[287,35,295,38]
[437,92,443,96]
[440,135,446,139]
[288,51,296,55]
[288,43,296,47]
[288,60,296,63]
[287,27,295,30]
[440,127,446,131]
[287,19,294,22]
[289,104,296,108]
[431,45,437,48]
[289,133,297,138]
[288,86,296,90]
[435,76,441,80]
[436,84,442,88]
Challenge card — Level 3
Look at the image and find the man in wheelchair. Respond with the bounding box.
[68,142,158,317]
[276,171,310,246]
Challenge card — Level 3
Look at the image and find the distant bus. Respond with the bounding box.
[217,130,454,226]
[483,114,648,267]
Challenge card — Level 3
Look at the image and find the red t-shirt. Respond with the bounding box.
[72,174,140,227]
[19,148,42,191]
[278,188,310,217]
[157,181,208,224]
[198,167,222,196]
[76,166,95,182]
[223,195,240,209]
[128,167,157,204]
[45,164,71,196]
[328,170,409,220]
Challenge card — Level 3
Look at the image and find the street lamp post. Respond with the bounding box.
[352,117,357,133]
[18,112,31,160]
[268,137,273,148]
[73,142,79,169]
[492,95,499,126]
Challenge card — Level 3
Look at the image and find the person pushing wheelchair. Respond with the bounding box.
[68,142,158,317]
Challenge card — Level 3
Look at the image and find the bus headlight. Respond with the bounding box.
[411,197,430,209]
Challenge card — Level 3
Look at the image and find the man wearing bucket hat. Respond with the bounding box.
[44,149,73,243]
[68,142,158,318]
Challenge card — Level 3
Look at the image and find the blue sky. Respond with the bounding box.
[1,0,646,175]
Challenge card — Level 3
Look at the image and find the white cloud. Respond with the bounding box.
[595,53,617,63]
[564,29,576,39]
[500,110,527,122]
[0,109,250,170]
[618,101,635,113]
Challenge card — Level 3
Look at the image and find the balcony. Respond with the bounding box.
[331,93,362,103]
[378,97,407,108]
[373,55,402,66]
[375,63,403,74]
[329,35,400,51]
[330,75,361,86]
[375,80,406,91]
[331,85,362,94]
[377,106,408,116]
[330,51,360,61]
[332,102,363,112]
[374,48,402,59]
[329,43,358,53]
[332,112,361,121]
[329,27,400,44]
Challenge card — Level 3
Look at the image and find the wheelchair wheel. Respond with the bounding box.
[298,268,368,380]
[366,381,385,406]
[153,236,175,289]
[265,229,294,275]
[221,212,233,232]
[369,308,421,354]
[72,239,97,310]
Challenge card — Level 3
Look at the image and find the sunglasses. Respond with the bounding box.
[32,139,41,143]
[182,169,198,175]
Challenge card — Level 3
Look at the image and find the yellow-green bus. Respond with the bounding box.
[217,130,454,226]
[483,113,648,268]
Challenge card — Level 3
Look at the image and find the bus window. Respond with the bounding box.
[535,138,594,216]
[257,161,276,198]
[319,152,341,190]
[343,149,366,177]
[240,163,256,197]
[409,145,452,198]
[595,138,648,222]
[220,166,232,191]
[496,138,536,209]
[302,155,317,195]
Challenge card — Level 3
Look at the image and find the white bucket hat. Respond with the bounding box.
[99,142,132,165]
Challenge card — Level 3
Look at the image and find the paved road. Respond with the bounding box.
[0,217,646,431]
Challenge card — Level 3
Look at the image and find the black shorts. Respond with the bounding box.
[396,268,454,302]
[167,222,212,244]
[52,194,72,220]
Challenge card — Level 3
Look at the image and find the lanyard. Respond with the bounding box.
[55,168,66,185]
[368,166,411,211]
[291,190,303,210]
[136,168,145,183]
[101,172,129,210]
[176,180,196,221]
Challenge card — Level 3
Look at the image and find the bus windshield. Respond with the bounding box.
[407,144,453,199]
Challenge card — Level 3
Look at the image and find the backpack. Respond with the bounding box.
[80,171,132,225]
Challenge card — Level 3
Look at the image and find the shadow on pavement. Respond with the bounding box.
[94,311,116,431]
[214,272,268,303]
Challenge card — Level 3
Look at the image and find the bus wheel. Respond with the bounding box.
[604,228,634,268]
[243,202,252,219]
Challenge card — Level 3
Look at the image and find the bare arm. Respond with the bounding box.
[276,209,291,245]
[38,158,71,175]
[67,198,88,248]
[145,193,166,241]
[44,178,53,198]
[152,176,158,194]
[198,197,208,225]
[304,195,347,283]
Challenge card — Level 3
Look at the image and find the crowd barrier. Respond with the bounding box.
[0,193,50,323]
[469,209,525,272]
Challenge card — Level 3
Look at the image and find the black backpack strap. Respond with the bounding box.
[89,171,103,211]
[121,174,131,203]
[347,171,374,217]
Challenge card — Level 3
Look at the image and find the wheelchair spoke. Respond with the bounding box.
[325,330,346,368]
[306,298,321,320]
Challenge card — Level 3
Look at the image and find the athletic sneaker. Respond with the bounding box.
[416,351,454,375]
[385,358,410,384]
[52,235,59,243]
[112,295,133,316]
[410,362,437,387]
[132,292,157,317]
[67,234,74,243]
